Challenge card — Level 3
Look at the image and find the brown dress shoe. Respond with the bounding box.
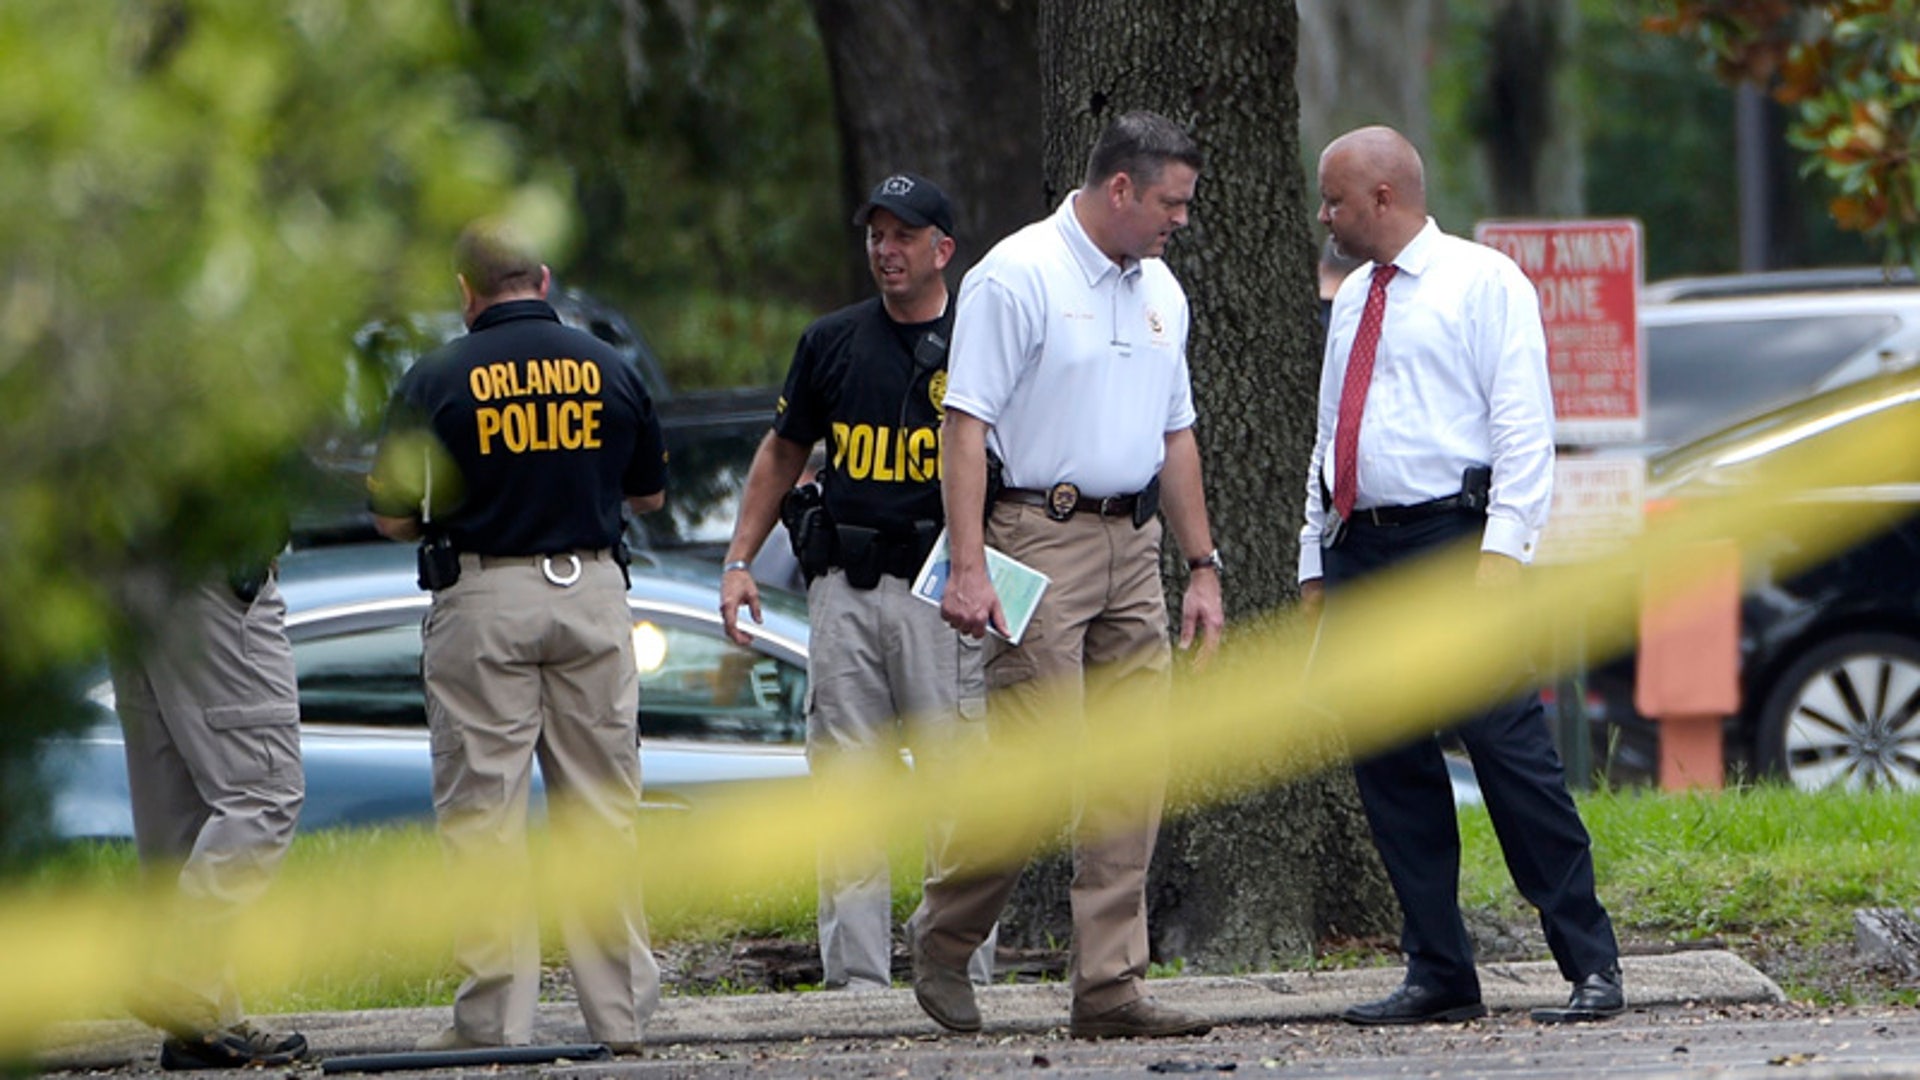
[1069,996,1212,1039]
[911,942,981,1033]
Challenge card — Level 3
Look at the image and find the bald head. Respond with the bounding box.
[1316,125,1429,266]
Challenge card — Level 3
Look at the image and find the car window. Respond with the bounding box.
[295,623,427,728]
[631,618,806,745]
[1647,315,1898,447]
[290,614,806,746]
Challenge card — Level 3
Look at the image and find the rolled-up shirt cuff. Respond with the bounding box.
[1298,535,1324,582]
[1482,514,1541,565]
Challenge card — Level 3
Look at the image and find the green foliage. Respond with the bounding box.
[640,293,816,391]
[456,0,845,384]
[1460,785,1920,1002]
[1640,0,1920,270]
[1425,0,1880,278]
[0,0,547,853]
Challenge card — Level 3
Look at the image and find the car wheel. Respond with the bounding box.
[1755,632,1920,791]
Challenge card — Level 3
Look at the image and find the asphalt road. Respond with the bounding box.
[619,1005,1920,1078]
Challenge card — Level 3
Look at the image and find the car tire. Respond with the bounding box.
[1755,632,1920,791]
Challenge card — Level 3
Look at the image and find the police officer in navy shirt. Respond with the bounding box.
[369,220,668,1054]
[720,173,995,992]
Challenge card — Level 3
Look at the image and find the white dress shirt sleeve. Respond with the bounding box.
[1476,260,1556,563]
[1297,323,1345,582]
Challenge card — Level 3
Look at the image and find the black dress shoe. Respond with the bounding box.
[1530,965,1625,1023]
[1342,983,1487,1026]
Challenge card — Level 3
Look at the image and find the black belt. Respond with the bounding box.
[466,548,616,569]
[1351,494,1480,527]
[1000,486,1138,518]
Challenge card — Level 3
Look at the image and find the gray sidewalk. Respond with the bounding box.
[37,949,1781,1071]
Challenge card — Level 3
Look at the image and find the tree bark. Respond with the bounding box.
[806,0,1043,290]
[989,0,1398,974]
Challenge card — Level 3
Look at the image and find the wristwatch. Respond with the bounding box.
[1187,548,1225,577]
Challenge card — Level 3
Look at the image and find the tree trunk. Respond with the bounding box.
[990,0,1397,974]
[1479,0,1584,217]
[806,0,1043,291]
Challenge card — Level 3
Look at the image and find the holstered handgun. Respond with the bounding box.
[782,481,832,583]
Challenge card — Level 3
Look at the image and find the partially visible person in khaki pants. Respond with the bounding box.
[113,563,309,1071]
[911,110,1227,1040]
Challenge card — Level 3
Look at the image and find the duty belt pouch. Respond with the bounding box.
[1132,475,1162,528]
[417,534,461,591]
[227,562,269,605]
[835,525,882,590]
[910,520,941,568]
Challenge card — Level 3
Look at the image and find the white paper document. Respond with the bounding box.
[910,528,1050,646]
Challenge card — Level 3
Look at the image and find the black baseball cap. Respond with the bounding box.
[853,173,956,237]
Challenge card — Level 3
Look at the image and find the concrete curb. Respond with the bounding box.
[35,949,1783,1071]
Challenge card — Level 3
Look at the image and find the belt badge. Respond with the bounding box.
[1046,482,1080,522]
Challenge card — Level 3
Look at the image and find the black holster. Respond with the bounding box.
[783,482,833,584]
[1132,475,1161,528]
[1459,465,1493,511]
[417,534,461,591]
[984,449,1006,525]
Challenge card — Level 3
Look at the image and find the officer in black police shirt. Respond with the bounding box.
[369,220,667,1054]
[720,173,996,992]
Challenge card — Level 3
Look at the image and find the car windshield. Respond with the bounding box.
[291,611,805,745]
[1646,314,1898,448]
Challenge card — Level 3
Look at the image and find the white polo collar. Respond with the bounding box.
[1054,191,1141,288]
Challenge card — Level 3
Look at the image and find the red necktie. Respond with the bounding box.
[1331,263,1398,519]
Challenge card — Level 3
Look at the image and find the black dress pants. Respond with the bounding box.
[1323,508,1619,997]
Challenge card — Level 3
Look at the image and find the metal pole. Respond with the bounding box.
[1736,83,1772,272]
[1555,616,1593,791]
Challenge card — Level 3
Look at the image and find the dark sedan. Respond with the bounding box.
[40,543,811,839]
[1584,367,1920,791]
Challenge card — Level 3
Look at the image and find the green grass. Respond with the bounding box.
[19,789,1917,1011]
[1458,785,1920,1003]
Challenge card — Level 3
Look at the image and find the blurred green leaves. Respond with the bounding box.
[454,0,840,388]
[1642,0,1920,270]
[0,0,548,673]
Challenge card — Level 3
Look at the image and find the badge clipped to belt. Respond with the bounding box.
[1046,481,1079,522]
[1321,508,1348,550]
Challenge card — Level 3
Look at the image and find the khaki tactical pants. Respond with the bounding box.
[911,504,1172,1015]
[113,575,304,1033]
[423,552,659,1045]
[806,569,996,991]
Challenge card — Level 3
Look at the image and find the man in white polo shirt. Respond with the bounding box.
[909,110,1225,1040]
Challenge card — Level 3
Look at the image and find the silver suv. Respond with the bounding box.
[1638,267,1920,451]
